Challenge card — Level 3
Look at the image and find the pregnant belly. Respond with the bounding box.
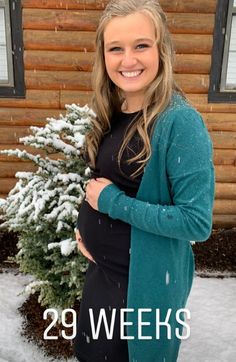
[77,199,130,275]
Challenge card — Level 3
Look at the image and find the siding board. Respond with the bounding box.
[23,31,213,54]
[0,178,18,194]
[0,161,36,177]
[24,30,96,51]
[0,108,59,126]
[23,9,215,34]
[23,9,100,31]
[24,50,94,71]
[25,70,92,90]
[22,0,216,14]
[0,90,59,109]
[24,51,210,74]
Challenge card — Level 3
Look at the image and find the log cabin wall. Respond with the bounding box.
[0,0,236,228]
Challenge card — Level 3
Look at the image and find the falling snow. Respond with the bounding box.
[165,271,170,285]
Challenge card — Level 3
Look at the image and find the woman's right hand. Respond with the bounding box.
[75,229,96,264]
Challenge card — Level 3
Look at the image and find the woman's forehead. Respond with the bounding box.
[103,12,157,42]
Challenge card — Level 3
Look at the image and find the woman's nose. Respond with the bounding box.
[121,50,138,68]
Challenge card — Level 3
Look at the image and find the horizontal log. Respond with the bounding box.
[0,178,17,195]
[202,113,236,132]
[187,94,236,113]
[0,90,59,109]
[25,70,208,93]
[23,30,213,55]
[0,108,60,126]
[25,70,92,90]
[22,0,217,13]
[0,127,31,144]
[0,162,37,178]
[23,9,215,34]
[1,95,228,131]
[213,214,236,228]
[174,54,211,74]
[160,0,217,13]
[60,93,236,127]
[23,30,96,51]
[24,51,211,74]
[1,141,236,166]
[213,149,236,166]
[215,183,236,199]
[22,0,108,10]
[174,34,213,55]
[62,93,231,112]
[215,165,236,183]
[1,162,235,186]
[174,74,209,94]
[60,90,92,108]
[24,50,94,71]
[1,184,235,211]
[167,13,214,35]
[210,132,236,150]
[23,9,100,31]
[214,199,236,215]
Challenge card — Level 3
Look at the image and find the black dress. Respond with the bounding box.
[74,111,144,362]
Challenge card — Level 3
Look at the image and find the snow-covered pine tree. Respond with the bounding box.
[0,104,95,309]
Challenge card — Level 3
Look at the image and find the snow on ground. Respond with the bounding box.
[178,277,236,362]
[0,272,235,362]
[0,272,71,362]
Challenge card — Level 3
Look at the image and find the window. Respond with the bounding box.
[0,0,14,86]
[209,0,236,102]
[0,0,25,98]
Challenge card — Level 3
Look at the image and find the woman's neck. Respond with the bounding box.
[121,95,144,113]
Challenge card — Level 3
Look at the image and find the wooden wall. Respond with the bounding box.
[0,0,236,227]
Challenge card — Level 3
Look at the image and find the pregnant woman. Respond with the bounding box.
[73,1,215,361]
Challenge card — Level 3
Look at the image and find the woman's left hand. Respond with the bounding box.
[85,177,113,211]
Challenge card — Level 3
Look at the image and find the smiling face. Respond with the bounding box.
[103,11,160,112]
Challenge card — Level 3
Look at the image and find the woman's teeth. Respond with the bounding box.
[121,70,143,78]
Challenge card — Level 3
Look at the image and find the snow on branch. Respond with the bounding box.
[0,104,94,308]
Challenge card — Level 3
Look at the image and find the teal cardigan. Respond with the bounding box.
[98,94,215,362]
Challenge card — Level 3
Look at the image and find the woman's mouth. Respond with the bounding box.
[120,70,143,78]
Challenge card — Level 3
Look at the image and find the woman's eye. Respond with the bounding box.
[109,47,122,52]
[107,44,150,52]
[136,43,149,49]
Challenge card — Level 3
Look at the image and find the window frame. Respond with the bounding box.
[0,0,25,98]
[209,0,236,102]
[0,0,14,86]
[221,0,236,91]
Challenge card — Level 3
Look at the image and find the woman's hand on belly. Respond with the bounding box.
[85,177,113,211]
[75,229,96,264]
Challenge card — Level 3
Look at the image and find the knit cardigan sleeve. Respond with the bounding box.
[97,108,215,241]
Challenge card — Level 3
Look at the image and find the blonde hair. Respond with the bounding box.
[86,0,183,178]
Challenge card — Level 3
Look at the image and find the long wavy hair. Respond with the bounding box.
[86,0,183,178]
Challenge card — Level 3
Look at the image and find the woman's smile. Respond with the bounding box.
[120,70,144,78]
